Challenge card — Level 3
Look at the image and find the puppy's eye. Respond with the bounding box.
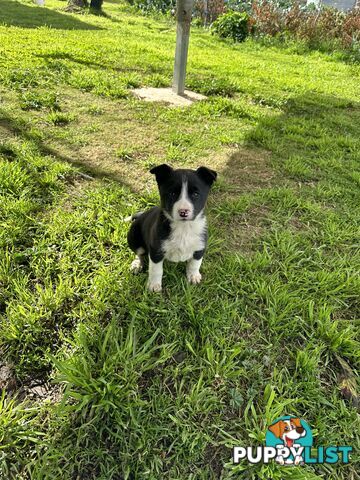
[284,426,290,432]
[192,191,199,197]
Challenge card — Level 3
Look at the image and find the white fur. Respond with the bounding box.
[130,257,143,274]
[163,214,206,263]
[130,248,145,274]
[171,181,193,220]
[187,257,203,284]
[148,257,163,292]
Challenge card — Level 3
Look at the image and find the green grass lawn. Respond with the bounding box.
[0,0,359,478]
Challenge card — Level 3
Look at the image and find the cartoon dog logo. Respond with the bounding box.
[266,416,313,465]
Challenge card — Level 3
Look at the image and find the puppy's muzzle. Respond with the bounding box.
[179,209,190,218]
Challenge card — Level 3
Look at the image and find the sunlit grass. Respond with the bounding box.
[0,1,359,479]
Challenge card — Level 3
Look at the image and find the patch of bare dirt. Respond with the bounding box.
[0,356,62,404]
[0,362,17,393]
[203,444,228,479]
[202,147,275,253]
[20,380,63,404]
[217,205,272,254]
[51,88,164,192]
[208,146,275,200]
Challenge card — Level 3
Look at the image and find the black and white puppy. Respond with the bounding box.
[127,164,217,292]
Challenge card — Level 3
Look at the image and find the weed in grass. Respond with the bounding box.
[194,97,258,120]
[283,155,314,181]
[166,143,186,162]
[187,75,240,97]
[19,91,60,111]
[148,72,171,87]
[69,68,129,98]
[116,147,137,161]
[44,58,72,79]
[87,104,104,115]
[0,390,42,478]
[5,68,41,90]
[46,111,75,126]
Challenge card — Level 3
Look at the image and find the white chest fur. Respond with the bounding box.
[163,216,206,263]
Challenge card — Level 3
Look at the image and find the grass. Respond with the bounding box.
[0,0,359,479]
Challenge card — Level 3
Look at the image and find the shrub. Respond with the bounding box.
[250,0,285,37]
[340,9,360,49]
[212,11,250,42]
[250,0,360,58]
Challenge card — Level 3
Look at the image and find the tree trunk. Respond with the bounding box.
[90,0,103,10]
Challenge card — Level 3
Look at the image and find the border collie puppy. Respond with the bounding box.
[127,164,217,292]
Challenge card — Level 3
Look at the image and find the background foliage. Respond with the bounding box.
[212,10,250,42]
[127,0,360,59]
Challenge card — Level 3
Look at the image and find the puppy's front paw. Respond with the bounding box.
[130,258,143,274]
[187,272,202,284]
[147,282,162,293]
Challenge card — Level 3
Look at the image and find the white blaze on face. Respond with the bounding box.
[172,181,193,220]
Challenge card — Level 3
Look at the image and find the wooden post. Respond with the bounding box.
[173,0,194,95]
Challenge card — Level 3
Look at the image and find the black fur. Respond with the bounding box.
[127,207,170,262]
[149,164,216,222]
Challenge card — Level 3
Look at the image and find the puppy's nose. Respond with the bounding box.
[179,209,190,218]
[296,427,304,434]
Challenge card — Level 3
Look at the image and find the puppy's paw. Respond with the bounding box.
[187,272,202,284]
[147,282,162,293]
[130,258,143,274]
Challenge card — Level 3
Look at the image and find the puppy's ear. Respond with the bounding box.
[150,164,173,183]
[268,420,286,439]
[196,166,217,186]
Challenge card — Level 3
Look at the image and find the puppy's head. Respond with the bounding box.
[150,164,217,222]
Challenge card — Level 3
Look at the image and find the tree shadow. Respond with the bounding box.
[221,92,360,193]
[37,52,169,76]
[0,107,133,190]
[214,92,360,252]
[37,52,144,73]
[0,0,103,30]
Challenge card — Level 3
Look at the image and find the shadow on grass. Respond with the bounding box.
[0,107,133,190]
[0,0,102,30]
[37,52,148,73]
[37,52,169,77]
[223,92,360,191]
[214,92,360,256]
